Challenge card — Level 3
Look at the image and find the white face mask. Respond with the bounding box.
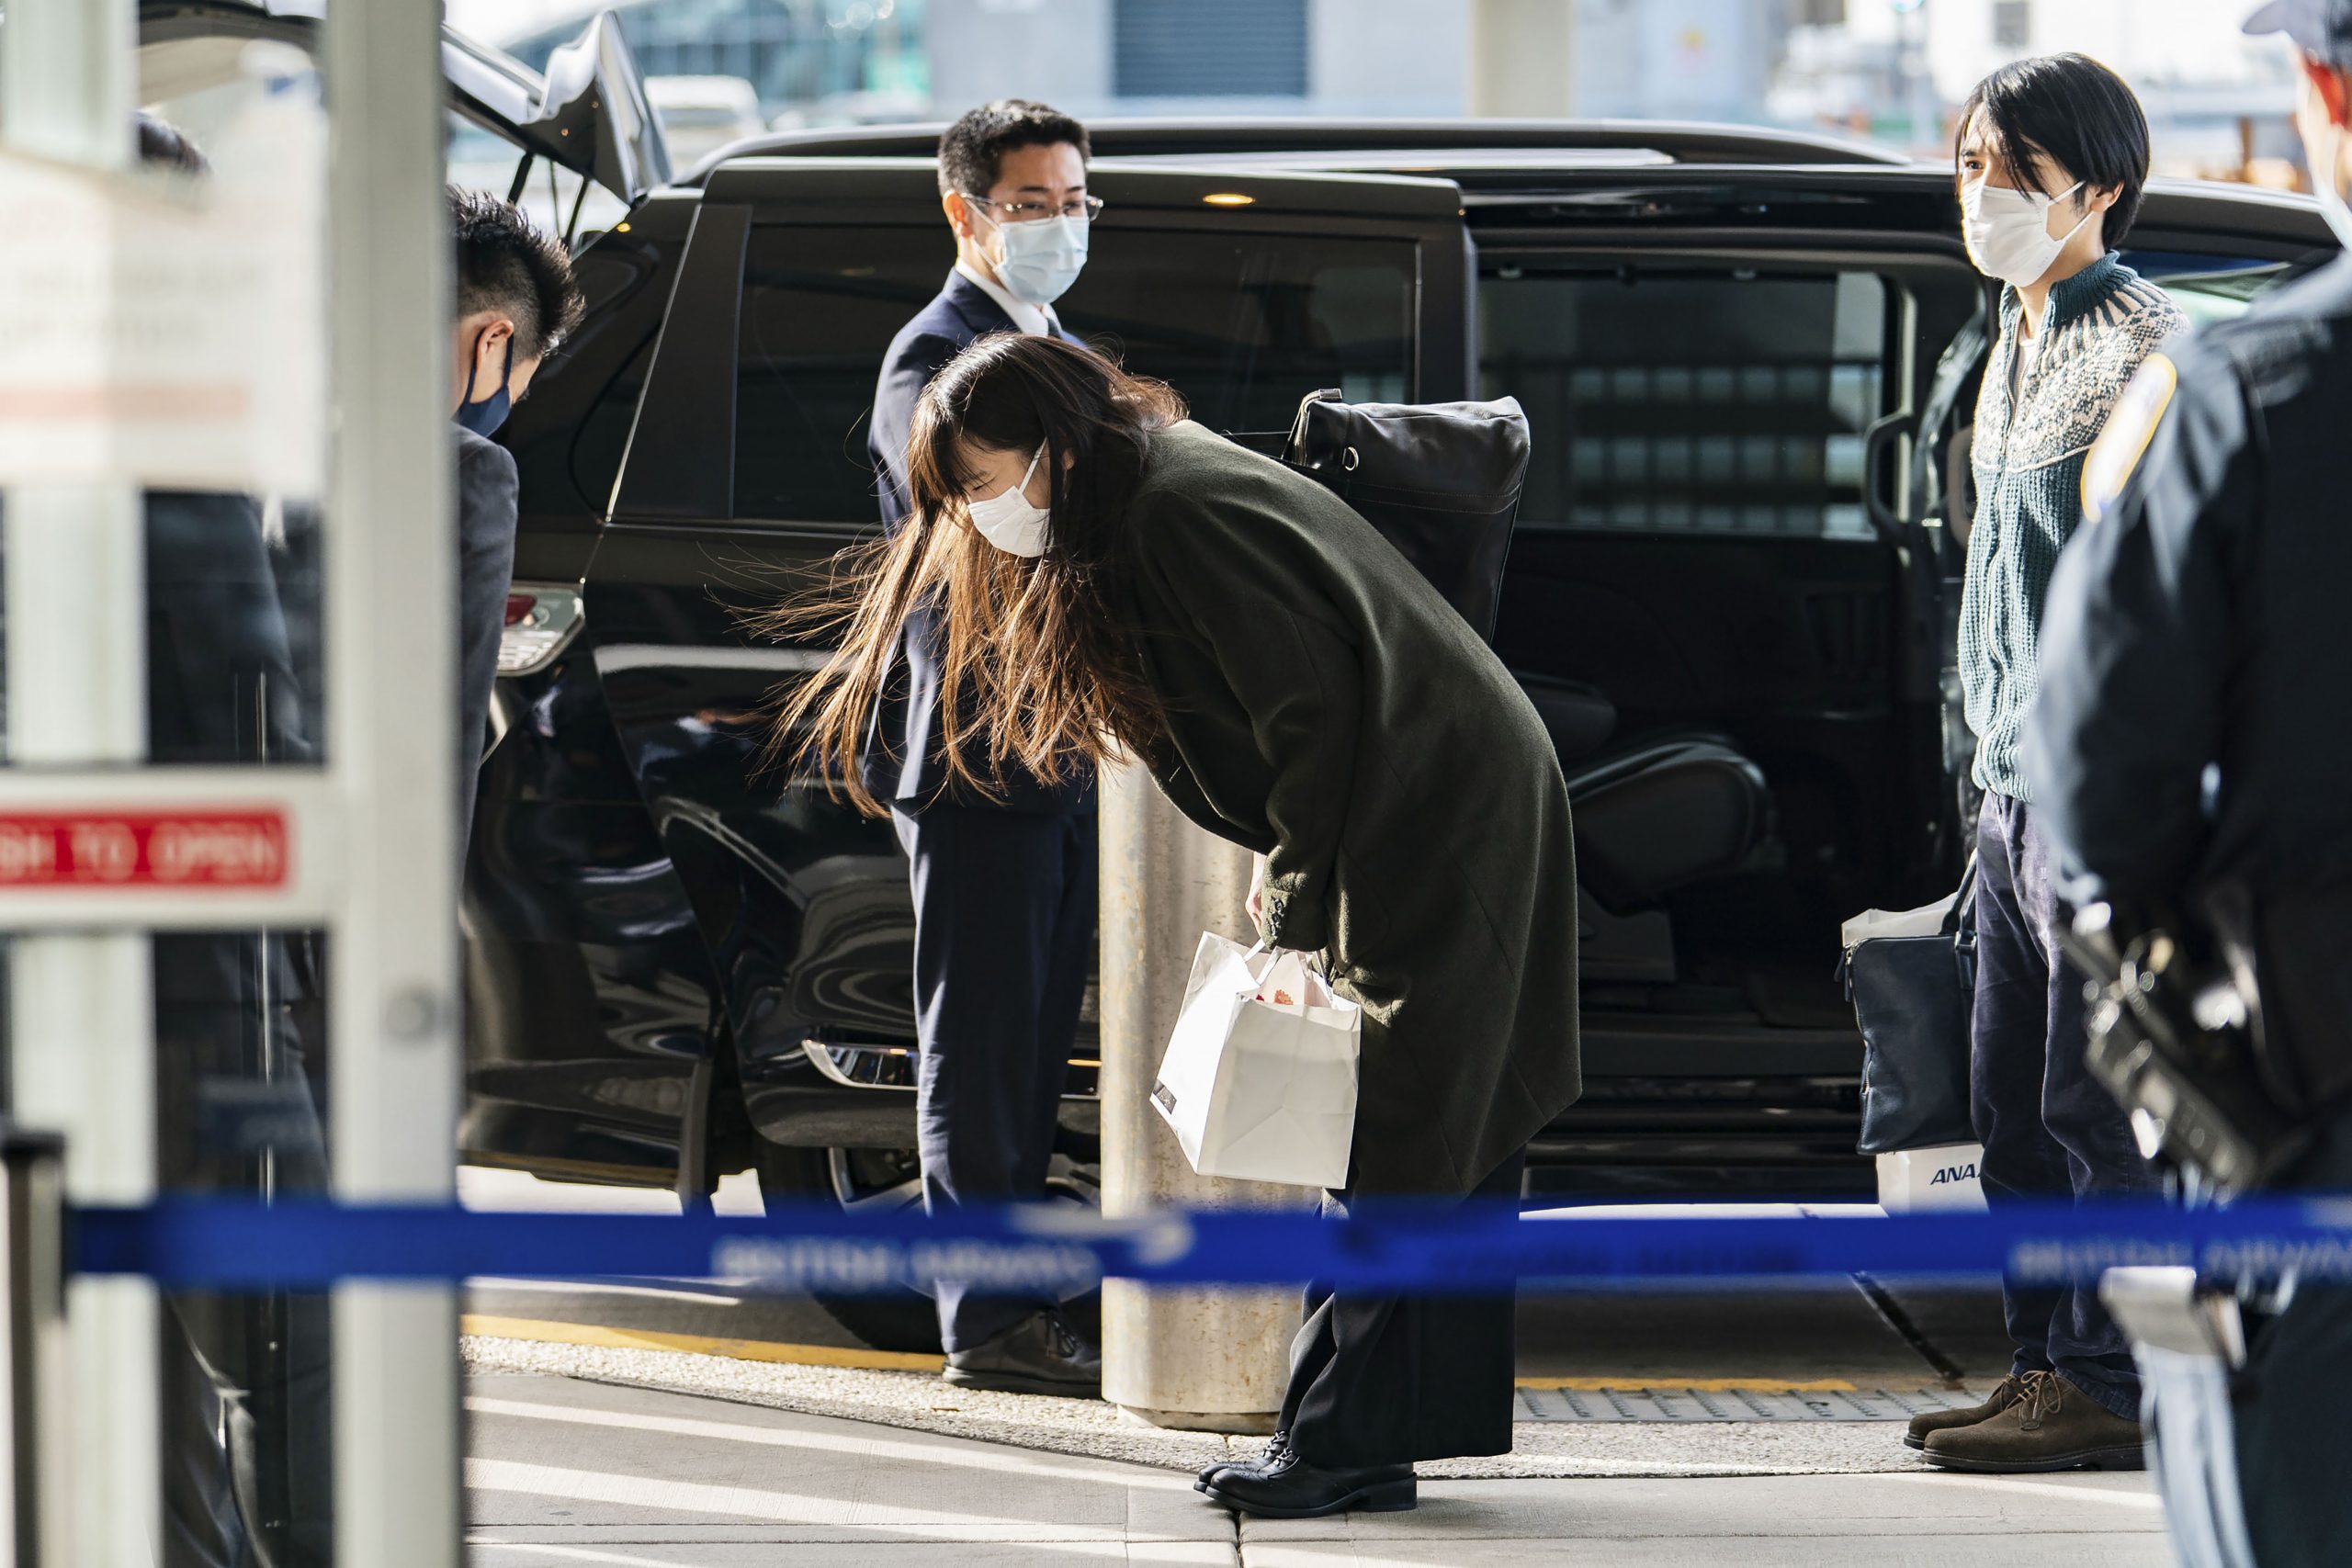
[984,210,1089,307]
[965,444,1051,558]
[1961,176,2093,288]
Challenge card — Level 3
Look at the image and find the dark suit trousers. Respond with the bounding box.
[892,801,1098,1352]
[1283,1147,1528,1469]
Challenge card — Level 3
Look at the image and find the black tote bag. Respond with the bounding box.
[1845,858,1980,1155]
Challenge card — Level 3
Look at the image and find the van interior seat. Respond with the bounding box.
[1518,672,1770,914]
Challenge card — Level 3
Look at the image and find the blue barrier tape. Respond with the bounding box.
[62,1195,2352,1293]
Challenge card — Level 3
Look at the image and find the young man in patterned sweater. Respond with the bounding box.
[1905,53,2187,1474]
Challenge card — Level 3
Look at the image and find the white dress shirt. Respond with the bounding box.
[955,259,1063,338]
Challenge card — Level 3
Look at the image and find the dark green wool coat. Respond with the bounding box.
[1113,421,1582,1197]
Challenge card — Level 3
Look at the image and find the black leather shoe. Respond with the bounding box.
[1195,1430,1289,1493]
[1200,1449,1415,1518]
[942,1311,1101,1397]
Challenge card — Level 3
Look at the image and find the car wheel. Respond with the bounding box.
[753,1141,944,1355]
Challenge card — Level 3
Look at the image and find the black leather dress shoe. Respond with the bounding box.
[1200,1448,1416,1518]
[1195,1430,1289,1493]
[942,1311,1101,1397]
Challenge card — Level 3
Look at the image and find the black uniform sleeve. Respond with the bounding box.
[2023,344,2258,904]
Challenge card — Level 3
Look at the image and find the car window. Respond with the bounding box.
[446,108,628,241]
[2121,251,2295,331]
[733,225,1418,524]
[1481,265,1891,540]
[1062,237,1416,431]
[571,333,658,516]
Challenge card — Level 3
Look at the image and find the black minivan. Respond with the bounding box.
[460,110,2325,1345]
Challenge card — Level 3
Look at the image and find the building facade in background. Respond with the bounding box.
[471,0,2304,183]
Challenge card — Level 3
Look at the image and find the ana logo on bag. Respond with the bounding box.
[1929,1161,1979,1185]
[1152,1080,1178,1114]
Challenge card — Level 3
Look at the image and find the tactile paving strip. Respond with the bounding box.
[1516,1384,1976,1423]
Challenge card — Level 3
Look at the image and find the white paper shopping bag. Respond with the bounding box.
[1150,931,1361,1189]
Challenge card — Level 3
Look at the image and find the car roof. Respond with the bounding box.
[696,116,1908,180]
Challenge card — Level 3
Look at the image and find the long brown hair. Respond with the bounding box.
[765,333,1186,817]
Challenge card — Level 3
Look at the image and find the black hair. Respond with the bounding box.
[1955,52,2153,247]
[936,98,1090,198]
[448,186,584,362]
[137,112,208,176]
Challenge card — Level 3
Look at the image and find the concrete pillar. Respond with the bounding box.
[1098,761,1312,1432]
[1467,0,1577,118]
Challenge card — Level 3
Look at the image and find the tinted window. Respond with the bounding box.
[734,226,1417,523]
[1061,236,1415,431]
[571,333,657,516]
[1482,266,1890,539]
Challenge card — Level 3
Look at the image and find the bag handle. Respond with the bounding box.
[1940,852,1978,935]
[1251,931,1330,966]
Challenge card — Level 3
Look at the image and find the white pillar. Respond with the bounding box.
[1467,0,1577,118]
[1097,763,1312,1431]
[323,2,461,1564]
[0,4,159,1563]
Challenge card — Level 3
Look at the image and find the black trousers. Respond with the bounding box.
[1971,792,2157,1419]
[1283,1147,1527,1469]
[893,802,1098,1352]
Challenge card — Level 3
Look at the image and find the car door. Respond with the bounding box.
[575,158,1472,1162]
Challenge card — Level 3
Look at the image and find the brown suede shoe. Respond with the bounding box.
[1905,1373,2030,1452]
[1922,1371,2146,1473]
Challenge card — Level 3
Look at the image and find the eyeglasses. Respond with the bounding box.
[964,192,1106,223]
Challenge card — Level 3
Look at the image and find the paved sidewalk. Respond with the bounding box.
[465,1373,2172,1567]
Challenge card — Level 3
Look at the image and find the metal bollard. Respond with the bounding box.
[1096,762,1314,1432]
[0,1129,70,1568]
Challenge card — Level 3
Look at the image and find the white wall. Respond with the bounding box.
[1574,0,1781,122]
[1311,0,1470,117]
[924,0,1115,119]
[1907,0,2290,101]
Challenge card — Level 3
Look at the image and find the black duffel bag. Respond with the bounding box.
[1843,857,1979,1155]
[1275,389,1532,645]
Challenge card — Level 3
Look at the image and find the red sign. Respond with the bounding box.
[0,811,288,889]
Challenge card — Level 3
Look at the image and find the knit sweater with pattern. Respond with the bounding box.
[1961,253,2183,800]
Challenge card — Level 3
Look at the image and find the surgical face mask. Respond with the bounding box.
[980,209,1089,307]
[966,444,1052,558]
[456,332,514,439]
[1960,176,2093,288]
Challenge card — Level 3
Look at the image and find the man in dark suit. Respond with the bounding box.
[448,187,582,852]
[866,100,1105,1393]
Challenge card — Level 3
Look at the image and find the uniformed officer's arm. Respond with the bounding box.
[2023,348,2256,904]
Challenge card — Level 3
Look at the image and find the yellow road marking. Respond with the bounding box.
[460,1314,944,1372]
[461,1314,1865,1393]
[1515,1376,1860,1393]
